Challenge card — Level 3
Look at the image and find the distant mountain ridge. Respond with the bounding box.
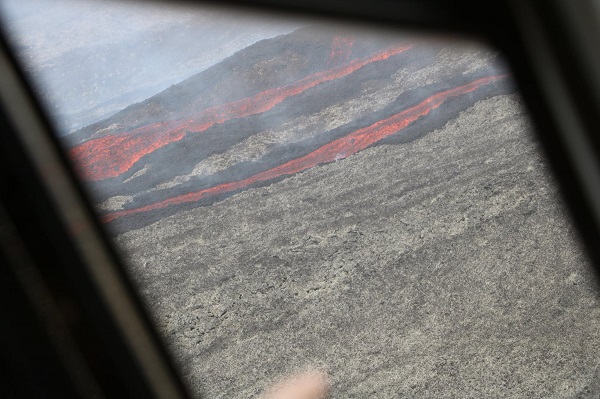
[1,0,299,133]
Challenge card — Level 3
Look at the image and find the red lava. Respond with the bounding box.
[102,74,507,223]
[71,44,413,181]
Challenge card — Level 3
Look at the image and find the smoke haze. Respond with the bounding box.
[0,0,302,134]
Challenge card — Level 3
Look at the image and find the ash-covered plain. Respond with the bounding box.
[117,95,600,398]
[66,28,600,398]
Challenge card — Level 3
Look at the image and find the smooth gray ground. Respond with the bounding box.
[117,94,600,398]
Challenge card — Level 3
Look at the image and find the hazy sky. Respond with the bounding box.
[0,0,302,134]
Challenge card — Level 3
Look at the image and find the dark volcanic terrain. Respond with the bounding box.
[67,27,600,398]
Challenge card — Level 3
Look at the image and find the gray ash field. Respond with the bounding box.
[71,28,600,397]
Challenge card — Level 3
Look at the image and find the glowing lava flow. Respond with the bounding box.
[103,74,507,223]
[71,44,413,181]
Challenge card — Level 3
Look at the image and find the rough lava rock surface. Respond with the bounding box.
[67,28,600,398]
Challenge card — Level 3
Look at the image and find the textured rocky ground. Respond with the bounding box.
[117,93,600,398]
[56,28,600,397]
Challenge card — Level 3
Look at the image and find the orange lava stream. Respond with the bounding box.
[71,44,412,181]
[103,74,506,223]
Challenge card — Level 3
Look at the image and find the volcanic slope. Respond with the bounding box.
[68,28,513,233]
[68,29,600,397]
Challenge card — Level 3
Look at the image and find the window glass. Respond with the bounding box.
[2,1,600,397]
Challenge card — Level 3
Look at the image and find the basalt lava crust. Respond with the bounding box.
[69,28,600,398]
